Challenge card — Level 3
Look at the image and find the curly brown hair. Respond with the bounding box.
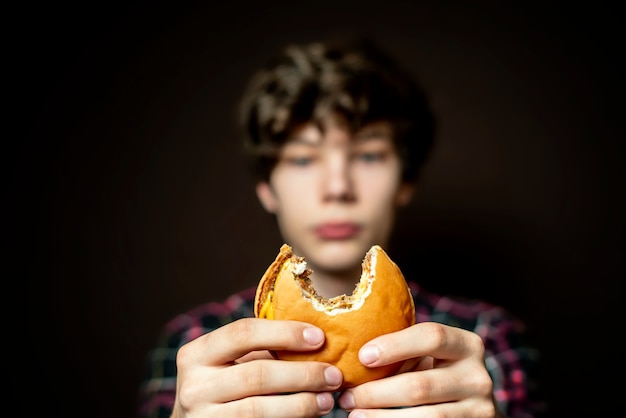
[239,37,436,183]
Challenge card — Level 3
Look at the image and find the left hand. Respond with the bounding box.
[337,321,504,417]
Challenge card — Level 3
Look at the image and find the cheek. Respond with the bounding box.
[356,168,402,211]
[271,177,319,246]
[270,171,317,217]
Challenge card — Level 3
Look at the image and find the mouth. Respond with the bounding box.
[313,222,362,240]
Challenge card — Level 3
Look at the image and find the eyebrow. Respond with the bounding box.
[355,128,392,141]
[286,136,320,146]
[286,126,392,146]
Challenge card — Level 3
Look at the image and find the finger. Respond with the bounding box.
[396,356,433,374]
[208,391,336,418]
[344,399,495,418]
[183,318,325,365]
[236,350,275,363]
[340,367,479,409]
[359,322,485,367]
[341,360,495,412]
[208,360,343,402]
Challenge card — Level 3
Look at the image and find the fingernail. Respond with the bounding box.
[359,344,379,365]
[339,391,355,410]
[303,327,324,345]
[349,412,366,418]
[316,392,333,412]
[324,366,343,387]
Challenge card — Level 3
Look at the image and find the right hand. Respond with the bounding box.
[170,317,344,417]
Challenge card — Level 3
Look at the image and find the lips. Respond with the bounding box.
[314,222,361,239]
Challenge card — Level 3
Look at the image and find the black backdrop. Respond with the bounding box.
[11,1,623,417]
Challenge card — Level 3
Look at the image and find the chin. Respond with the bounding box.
[311,240,373,270]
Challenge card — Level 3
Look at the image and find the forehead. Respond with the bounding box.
[286,118,394,146]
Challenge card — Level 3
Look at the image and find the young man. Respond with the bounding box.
[138,38,544,417]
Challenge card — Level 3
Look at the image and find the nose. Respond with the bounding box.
[322,152,355,202]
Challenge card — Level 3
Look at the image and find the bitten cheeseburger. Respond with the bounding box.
[254,243,416,389]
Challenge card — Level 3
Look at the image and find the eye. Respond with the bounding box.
[355,151,386,163]
[286,156,314,166]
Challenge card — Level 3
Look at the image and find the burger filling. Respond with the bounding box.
[294,252,376,316]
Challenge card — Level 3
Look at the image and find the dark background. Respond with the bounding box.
[10,1,623,417]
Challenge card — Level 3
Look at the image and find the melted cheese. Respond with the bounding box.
[258,292,274,319]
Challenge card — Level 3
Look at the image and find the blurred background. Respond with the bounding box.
[10,1,623,416]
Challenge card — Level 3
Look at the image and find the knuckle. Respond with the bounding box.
[236,397,259,418]
[303,363,325,389]
[477,401,497,417]
[300,364,316,387]
[423,322,447,348]
[175,342,193,368]
[406,375,433,403]
[351,386,375,407]
[468,370,494,397]
[467,331,486,354]
[176,378,199,412]
[229,318,256,345]
[239,362,266,392]
[291,395,316,416]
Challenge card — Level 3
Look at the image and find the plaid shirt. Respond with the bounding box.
[138,282,545,417]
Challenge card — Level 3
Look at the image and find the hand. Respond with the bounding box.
[171,317,344,418]
[338,322,504,417]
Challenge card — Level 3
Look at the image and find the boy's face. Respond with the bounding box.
[256,117,413,275]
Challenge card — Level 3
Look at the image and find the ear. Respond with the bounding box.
[395,182,415,207]
[256,181,279,214]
